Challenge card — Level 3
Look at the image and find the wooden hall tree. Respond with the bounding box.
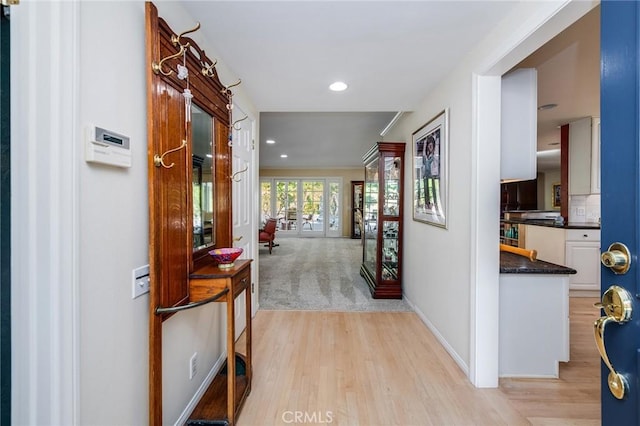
[145,3,251,425]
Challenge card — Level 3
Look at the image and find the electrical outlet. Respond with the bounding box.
[189,352,197,380]
[132,264,150,299]
[577,207,586,216]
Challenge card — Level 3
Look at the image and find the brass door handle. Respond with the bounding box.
[594,285,633,399]
[601,242,631,274]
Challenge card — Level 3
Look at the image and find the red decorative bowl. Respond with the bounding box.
[208,247,243,269]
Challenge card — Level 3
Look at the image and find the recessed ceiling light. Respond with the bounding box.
[538,103,558,111]
[266,139,275,144]
[329,81,348,92]
[280,154,288,158]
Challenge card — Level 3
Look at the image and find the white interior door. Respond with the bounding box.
[231,104,256,336]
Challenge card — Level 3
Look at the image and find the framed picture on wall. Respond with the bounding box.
[552,183,561,208]
[412,109,449,228]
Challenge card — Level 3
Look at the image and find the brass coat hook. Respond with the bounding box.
[171,22,201,48]
[152,22,200,76]
[221,79,242,96]
[201,59,218,77]
[232,115,249,130]
[152,46,185,76]
[154,140,187,169]
[230,165,249,182]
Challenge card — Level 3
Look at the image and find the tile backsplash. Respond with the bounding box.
[569,194,601,223]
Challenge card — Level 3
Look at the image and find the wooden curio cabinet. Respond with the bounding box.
[360,142,405,299]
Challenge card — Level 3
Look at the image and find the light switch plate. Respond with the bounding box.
[132,264,150,299]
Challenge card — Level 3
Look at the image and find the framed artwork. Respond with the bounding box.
[412,109,449,228]
[552,183,561,208]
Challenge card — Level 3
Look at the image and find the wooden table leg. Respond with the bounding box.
[227,290,236,425]
[245,287,252,383]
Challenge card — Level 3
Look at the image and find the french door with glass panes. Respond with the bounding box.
[274,179,299,234]
[261,177,342,237]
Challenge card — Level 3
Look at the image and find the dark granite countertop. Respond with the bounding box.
[501,219,600,229]
[500,251,577,274]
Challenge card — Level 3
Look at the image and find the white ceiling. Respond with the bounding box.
[260,111,397,169]
[180,1,599,170]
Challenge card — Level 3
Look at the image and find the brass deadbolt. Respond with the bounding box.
[601,243,631,275]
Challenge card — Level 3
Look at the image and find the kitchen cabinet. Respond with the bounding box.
[499,253,574,377]
[360,142,404,299]
[500,179,537,213]
[501,68,537,181]
[500,222,525,248]
[499,272,570,377]
[501,182,518,212]
[569,117,593,195]
[524,225,565,265]
[565,229,601,291]
[516,179,537,210]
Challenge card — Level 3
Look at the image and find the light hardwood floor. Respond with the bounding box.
[237,297,600,426]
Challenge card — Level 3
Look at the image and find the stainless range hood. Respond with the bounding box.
[503,210,561,221]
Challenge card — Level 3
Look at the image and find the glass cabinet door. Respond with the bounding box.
[363,160,378,272]
[381,221,399,280]
[383,156,401,216]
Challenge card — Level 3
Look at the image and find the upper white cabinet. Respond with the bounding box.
[501,68,537,181]
[569,117,592,195]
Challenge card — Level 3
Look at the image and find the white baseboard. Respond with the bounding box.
[174,351,227,426]
[403,294,470,377]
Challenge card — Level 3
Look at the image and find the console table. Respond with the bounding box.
[187,259,252,425]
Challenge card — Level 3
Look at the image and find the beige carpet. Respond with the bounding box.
[258,237,412,312]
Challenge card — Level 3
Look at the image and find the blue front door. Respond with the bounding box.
[0,5,10,424]
[600,1,640,424]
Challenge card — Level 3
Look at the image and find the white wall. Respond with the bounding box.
[12,1,257,425]
[385,0,598,384]
[388,68,475,367]
[78,2,257,424]
[541,169,561,210]
[77,4,150,424]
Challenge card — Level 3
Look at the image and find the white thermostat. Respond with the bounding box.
[85,125,132,168]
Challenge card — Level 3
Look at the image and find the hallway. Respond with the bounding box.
[238,298,600,425]
[258,237,410,312]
